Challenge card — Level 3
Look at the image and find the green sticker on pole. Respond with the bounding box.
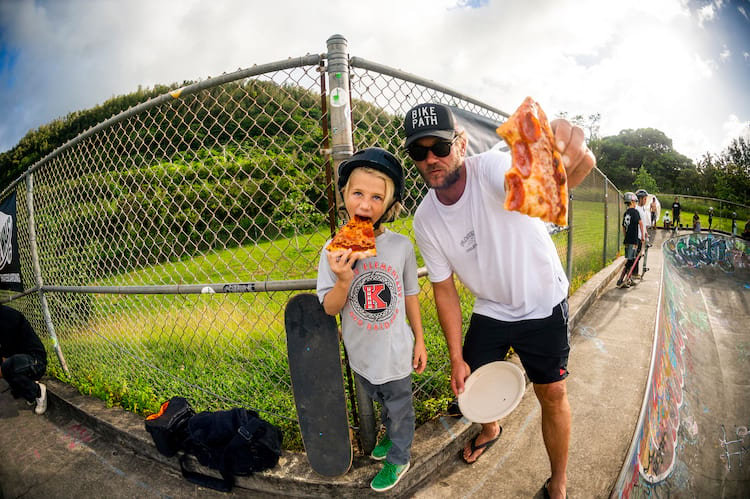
[330,88,347,108]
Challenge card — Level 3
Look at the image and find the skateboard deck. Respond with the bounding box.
[618,249,644,287]
[285,293,352,477]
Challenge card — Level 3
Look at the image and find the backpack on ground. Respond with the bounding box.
[145,397,283,492]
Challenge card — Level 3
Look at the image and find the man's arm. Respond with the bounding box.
[432,276,471,396]
[550,119,596,188]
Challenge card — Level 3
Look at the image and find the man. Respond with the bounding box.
[634,189,651,276]
[405,103,595,499]
[671,197,681,231]
[0,304,48,415]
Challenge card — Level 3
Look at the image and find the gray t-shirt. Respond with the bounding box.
[317,229,420,385]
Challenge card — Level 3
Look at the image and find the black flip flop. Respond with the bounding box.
[460,427,502,464]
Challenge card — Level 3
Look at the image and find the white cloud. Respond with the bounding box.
[719,45,731,62]
[697,4,716,27]
[721,115,750,147]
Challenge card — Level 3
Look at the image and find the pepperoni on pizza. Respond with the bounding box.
[495,96,568,226]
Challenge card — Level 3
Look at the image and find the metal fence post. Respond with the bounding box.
[603,182,609,266]
[566,194,573,283]
[326,34,354,217]
[25,173,69,375]
[326,33,377,455]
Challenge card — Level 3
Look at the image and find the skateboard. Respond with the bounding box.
[617,248,644,288]
[285,293,352,477]
[640,234,652,277]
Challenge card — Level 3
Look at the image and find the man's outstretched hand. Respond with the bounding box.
[551,119,596,188]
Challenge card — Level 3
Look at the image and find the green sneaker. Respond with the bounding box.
[370,434,392,460]
[370,461,410,492]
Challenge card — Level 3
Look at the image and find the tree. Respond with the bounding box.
[634,165,658,193]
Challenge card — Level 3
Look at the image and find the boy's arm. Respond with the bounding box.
[639,219,646,243]
[322,279,351,316]
[405,294,427,374]
[320,249,365,316]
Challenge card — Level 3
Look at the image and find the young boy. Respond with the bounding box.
[316,147,427,492]
[618,192,644,288]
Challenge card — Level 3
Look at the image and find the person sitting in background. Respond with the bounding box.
[663,211,671,229]
[693,213,701,233]
[0,305,48,415]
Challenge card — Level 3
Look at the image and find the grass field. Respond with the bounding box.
[46,202,619,450]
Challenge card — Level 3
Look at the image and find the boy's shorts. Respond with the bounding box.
[625,244,638,260]
[462,300,570,384]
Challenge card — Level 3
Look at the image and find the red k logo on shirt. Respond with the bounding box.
[363,284,387,310]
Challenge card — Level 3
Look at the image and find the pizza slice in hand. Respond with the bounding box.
[495,96,569,226]
[326,215,377,257]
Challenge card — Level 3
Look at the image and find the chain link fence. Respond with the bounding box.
[1,35,623,451]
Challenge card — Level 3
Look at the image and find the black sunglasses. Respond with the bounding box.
[406,136,457,161]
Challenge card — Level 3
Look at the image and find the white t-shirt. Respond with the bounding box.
[316,230,419,385]
[413,150,568,321]
[636,203,650,238]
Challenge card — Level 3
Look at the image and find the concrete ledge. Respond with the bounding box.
[44,377,478,497]
[568,256,625,333]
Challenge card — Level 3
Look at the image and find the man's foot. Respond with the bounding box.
[461,425,502,464]
[542,477,567,499]
[370,461,410,492]
[34,382,47,415]
[370,434,392,461]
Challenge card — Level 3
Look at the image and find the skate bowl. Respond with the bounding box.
[612,232,750,497]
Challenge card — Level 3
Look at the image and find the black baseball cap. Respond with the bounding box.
[404,103,457,147]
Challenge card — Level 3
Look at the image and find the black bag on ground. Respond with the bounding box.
[144,396,194,457]
[144,397,283,492]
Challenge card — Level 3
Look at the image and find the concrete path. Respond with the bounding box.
[412,231,665,499]
[0,380,232,498]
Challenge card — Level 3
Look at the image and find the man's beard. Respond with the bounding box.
[422,162,461,190]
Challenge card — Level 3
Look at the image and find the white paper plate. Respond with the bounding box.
[457,361,526,423]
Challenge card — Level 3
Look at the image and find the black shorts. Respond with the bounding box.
[462,300,570,384]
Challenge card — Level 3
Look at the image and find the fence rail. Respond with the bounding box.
[1,34,623,450]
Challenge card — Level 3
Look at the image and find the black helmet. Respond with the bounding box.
[623,192,637,203]
[337,147,404,201]
[635,189,648,199]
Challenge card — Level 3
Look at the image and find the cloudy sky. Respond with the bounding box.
[1,0,748,163]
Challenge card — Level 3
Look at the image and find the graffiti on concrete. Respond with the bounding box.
[720,425,749,471]
[612,233,750,497]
